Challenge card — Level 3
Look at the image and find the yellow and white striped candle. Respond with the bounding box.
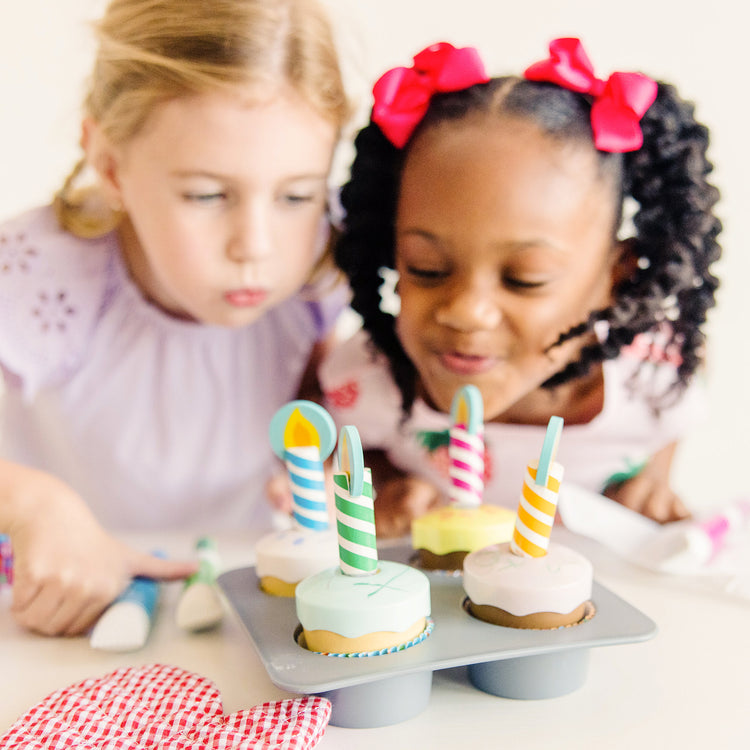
[510,460,564,558]
[510,416,565,558]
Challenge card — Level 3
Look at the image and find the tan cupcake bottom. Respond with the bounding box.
[467,600,589,629]
[259,576,297,598]
[302,617,426,654]
[414,549,468,571]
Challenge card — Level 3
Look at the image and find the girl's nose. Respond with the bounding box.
[226,203,273,264]
[435,281,501,332]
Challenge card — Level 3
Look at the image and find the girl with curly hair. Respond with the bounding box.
[320,38,721,537]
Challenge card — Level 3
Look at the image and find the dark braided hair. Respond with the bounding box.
[335,76,721,416]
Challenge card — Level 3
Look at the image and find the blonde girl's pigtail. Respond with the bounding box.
[53,157,122,239]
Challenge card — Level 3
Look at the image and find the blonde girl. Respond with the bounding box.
[0,0,349,635]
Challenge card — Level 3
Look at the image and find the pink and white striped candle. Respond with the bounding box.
[448,385,485,508]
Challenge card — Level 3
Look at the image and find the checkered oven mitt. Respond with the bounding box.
[0,664,331,749]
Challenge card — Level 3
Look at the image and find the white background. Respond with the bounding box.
[1,0,746,512]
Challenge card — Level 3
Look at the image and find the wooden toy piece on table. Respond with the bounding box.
[463,416,594,629]
[255,401,339,597]
[295,425,432,656]
[90,558,163,652]
[176,537,225,631]
[411,385,515,571]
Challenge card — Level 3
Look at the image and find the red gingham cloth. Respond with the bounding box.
[0,664,331,749]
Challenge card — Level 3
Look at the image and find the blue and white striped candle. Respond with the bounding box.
[270,401,337,533]
[286,444,329,531]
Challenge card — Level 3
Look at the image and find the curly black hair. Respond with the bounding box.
[335,76,721,416]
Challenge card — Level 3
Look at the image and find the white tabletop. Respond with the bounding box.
[2,528,749,747]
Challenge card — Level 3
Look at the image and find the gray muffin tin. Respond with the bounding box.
[217,545,656,728]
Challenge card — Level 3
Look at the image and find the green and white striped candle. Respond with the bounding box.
[334,426,378,576]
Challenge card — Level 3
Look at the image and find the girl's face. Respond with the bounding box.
[89,87,337,326]
[394,116,622,423]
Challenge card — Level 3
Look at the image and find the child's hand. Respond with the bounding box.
[603,473,690,523]
[602,442,690,524]
[4,465,197,637]
[265,472,293,515]
[373,476,441,538]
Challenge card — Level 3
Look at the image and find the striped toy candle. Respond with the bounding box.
[334,426,378,576]
[448,385,485,508]
[269,401,336,532]
[511,416,565,558]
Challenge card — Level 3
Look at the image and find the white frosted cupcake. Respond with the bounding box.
[463,542,593,629]
[255,527,339,597]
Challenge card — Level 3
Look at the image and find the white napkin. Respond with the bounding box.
[558,484,750,600]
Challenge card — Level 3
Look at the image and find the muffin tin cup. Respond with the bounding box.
[468,647,590,699]
[317,670,433,728]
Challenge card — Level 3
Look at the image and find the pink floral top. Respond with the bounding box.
[0,206,343,531]
[319,329,706,510]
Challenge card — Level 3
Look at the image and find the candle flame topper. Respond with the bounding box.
[448,385,485,508]
[334,425,377,576]
[511,416,564,558]
[270,401,336,532]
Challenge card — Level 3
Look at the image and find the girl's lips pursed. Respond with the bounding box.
[224,288,269,308]
[438,351,497,376]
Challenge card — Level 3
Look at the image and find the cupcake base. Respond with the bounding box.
[297,617,432,656]
[258,575,298,598]
[413,548,469,572]
[466,600,589,629]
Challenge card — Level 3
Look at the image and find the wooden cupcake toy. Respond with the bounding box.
[254,401,339,597]
[411,385,515,571]
[462,416,594,629]
[296,426,432,655]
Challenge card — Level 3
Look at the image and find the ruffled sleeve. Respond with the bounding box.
[319,328,403,448]
[0,206,113,400]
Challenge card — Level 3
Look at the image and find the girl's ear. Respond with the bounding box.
[81,117,124,212]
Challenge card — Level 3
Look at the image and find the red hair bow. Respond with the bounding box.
[524,37,657,152]
[372,42,490,148]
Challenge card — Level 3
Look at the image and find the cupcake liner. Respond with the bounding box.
[408,552,464,577]
[296,617,434,658]
[463,598,596,631]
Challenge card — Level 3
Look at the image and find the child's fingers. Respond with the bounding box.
[63,599,111,637]
[643,489,690,524]
[266,473,293,513]
[127,550,198,582]
[11,565,120,636]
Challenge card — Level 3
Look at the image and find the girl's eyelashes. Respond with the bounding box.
[403,264,449,282]
[280,192,317,205]
[181,191,227,203]
[403,264,551,290]
[278,179,328,207]
[502,275,549,290]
